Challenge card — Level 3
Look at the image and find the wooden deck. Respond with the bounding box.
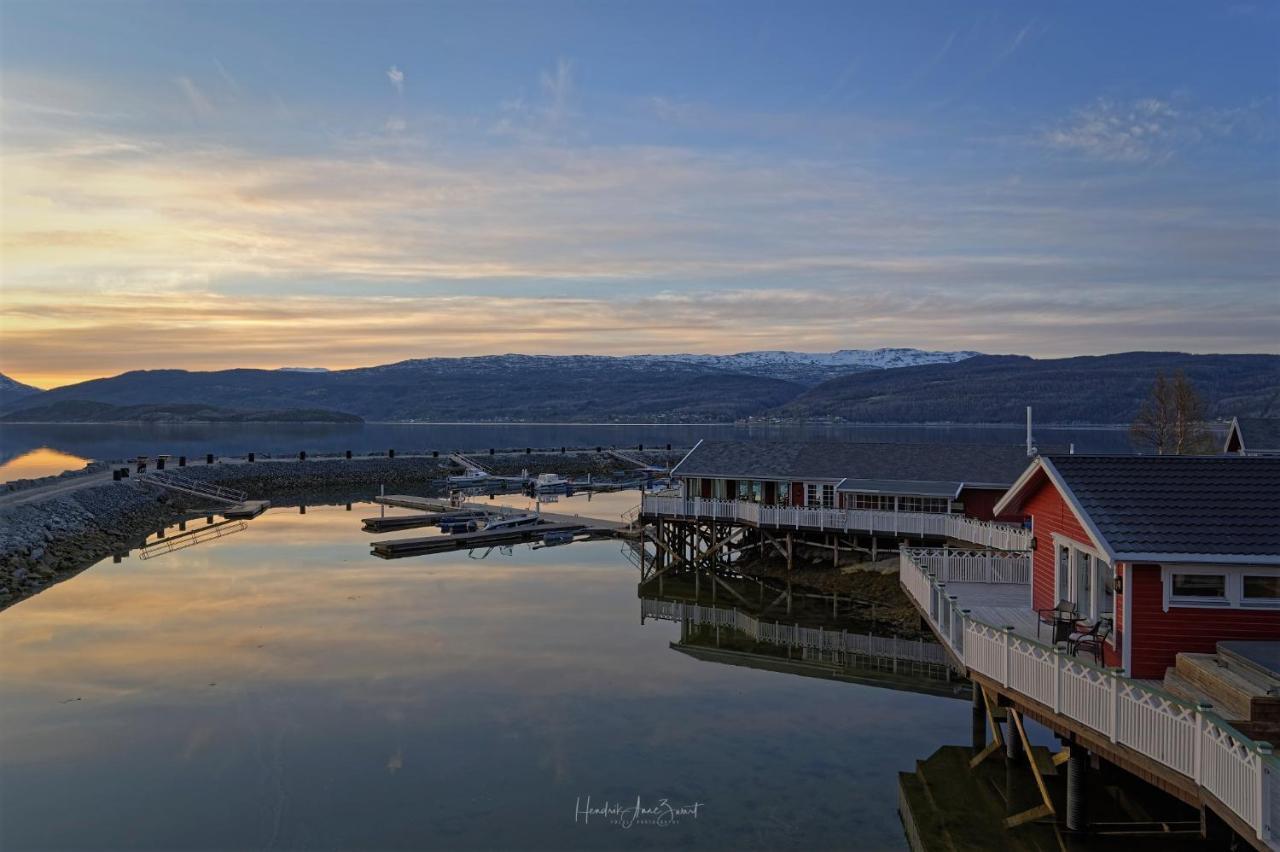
[942,581,1041,641]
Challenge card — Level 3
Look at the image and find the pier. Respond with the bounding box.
[371,521,594,558]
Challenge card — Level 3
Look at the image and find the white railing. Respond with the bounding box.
[640,494,1031,551]
[139,469,247,504]
[639,598,948,666]
[908,547,1031,584]
[899,548,1279,848]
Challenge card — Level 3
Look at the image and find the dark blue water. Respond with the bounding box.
[0,504,973,850]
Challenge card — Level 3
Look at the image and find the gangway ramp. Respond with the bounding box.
[138,469,269,517]
[606,449,665,472]
[448,452,495,475]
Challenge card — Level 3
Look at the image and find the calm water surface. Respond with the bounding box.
[0,502,972,850]
[0,421,1144,483]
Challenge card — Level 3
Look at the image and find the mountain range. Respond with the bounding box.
[0,349,1275,424]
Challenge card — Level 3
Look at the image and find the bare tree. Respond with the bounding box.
[1131,371,1213,454]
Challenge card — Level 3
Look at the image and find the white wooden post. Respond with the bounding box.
[1256,743,1272,844]
[1053,647,1064,714]
[1194,703,1210,785]
[1109,669,1124,743]
[1003,626,1014,687]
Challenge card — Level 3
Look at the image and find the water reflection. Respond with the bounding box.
[0,446,92,481]
[2,503,974,850]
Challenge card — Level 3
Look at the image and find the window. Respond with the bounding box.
[1171,573,1228,599]
[896,496,949,513]
[803,483,835,508]
[1057,545,1070,601]
[854,494,895,511]
[1162,567,1279,610]
[1243,575,1280,602]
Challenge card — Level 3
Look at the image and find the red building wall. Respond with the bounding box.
[1126,565,1280,679]
[1023,477,1123,668]
[959,487,1023,522]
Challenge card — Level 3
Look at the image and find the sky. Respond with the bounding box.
[1,0,1278,389]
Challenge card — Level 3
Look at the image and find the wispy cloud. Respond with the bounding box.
[173,76,214,118]
[1038,96,1273,163]
[386,65,404,95]
[213,59,239,96]
[539,57,572,123]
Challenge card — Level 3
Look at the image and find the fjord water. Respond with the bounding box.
[0,420,1139,483]
[0,503,970,850]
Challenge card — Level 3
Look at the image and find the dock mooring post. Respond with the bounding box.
[1066,744,1088,831]
[971,687,987,750]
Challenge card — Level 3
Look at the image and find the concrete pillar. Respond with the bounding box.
[971,688,987,751]
[1066,747,1088,831]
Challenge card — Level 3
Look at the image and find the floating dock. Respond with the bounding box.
[371,521,591,558]
[223,500,271,519]
[361,510,486,533]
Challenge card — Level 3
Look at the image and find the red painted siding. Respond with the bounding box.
[959,487,1021,522]
[1023,477,1124,668]
[1127,564,1280,679]
[790,482,803,505]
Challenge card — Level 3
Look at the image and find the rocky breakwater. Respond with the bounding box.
[0,481,186,610]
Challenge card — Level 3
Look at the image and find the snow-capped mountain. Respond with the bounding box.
[627,348,981,385]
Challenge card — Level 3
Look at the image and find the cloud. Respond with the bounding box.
[173,76,214,117]
[386,65,404,94]
[1043,97,1182,162]
[539,57,572,122]
[2,73,1277,385]
[213,59,239,95]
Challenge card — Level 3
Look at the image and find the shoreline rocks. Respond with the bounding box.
[0,451,670,611]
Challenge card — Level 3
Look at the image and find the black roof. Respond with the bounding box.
[673,440,1033,491]
[1230,417,1280,453]
[1045,454,1280,561]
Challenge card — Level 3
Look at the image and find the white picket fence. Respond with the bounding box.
[900,548,1279,848]
[906,547,1031,584]
[640,494,1032,551]
[639,598,948,666]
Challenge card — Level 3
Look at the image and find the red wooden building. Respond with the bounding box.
[993,454,1280,678]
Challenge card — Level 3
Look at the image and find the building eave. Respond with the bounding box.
[1114,552,1280,567]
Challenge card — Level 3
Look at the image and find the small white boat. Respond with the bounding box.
[534,473,569,492]
[448,469,490,485]
[483,514,540,532]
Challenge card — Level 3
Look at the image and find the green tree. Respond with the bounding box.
[1131,371,1214,454]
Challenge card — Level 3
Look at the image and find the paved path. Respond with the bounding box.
[0,470,119,509]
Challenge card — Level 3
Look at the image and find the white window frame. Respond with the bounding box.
[1161,565,1280,612]
[1051,534,1116,644]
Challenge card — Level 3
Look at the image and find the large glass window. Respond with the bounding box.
[854,494,895,510]
[1243,575,1280,602]
[1171,573,1227,599]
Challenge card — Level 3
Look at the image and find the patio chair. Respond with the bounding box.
[1036,599,1078,641]
[1069,618,1113,664]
